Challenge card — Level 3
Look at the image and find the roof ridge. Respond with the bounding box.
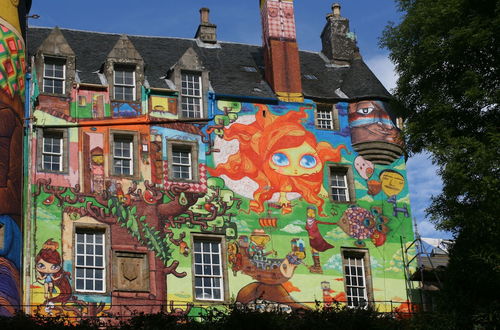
[29,26,326,52]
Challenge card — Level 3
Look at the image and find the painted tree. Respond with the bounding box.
[381,0,499,326]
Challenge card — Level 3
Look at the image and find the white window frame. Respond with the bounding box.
[330,168,350,202]
[192,237,224,301]
[113,66,136,101]
[42,131,63,172]
[75,230,106,293]
[181,72,203,118]
[172,146,192,180]
[343,252,370,308]
[43,58,65,94]
[316,108,334,129]
[112,134,134,176]
[315,104,339,130]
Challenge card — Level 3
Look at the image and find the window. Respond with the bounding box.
[181,72,203,118]
[172,147,192,180]
[41,130,64,172]
[75,230,105,293]
[342,249,373,308]
[167,140,198,182]
[193,237,224,301]
[43,58,65,94]
[114,66,135,101]
[315,104,339,130]
[330,167,350,202]
[241,66,257,72]
[304,74,318,80]
[112,134,134,176]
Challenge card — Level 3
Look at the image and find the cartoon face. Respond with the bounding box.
[306,207,316,218]
[348,101,401,145]
[36,259,61,274]
[354,155,375,180]
[380,170,405,196]
[269,142,322,176]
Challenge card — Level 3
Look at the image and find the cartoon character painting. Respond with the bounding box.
[209,105,346,216]
[304,207,336,273]
[35,239,72,304]
[348,100,402,146]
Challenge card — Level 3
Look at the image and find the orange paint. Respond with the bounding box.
[209,105,346,216]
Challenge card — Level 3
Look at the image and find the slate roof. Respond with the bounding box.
[27,27,391,102]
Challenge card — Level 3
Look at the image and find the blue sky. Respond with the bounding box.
[28,0,450,238]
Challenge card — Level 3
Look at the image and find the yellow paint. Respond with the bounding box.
[151,95,170,112]
[380,171,405,196]
[0,0,22,34]
[276,91,304,103]
[269,141,322,177]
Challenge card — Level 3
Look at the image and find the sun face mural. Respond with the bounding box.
[208,104,346,216]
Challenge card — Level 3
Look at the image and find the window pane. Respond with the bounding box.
[74,231,105,293]
[193,238,223,301]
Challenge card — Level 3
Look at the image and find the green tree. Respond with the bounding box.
[381,0,500,326]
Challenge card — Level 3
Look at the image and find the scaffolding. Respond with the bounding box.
[401,218,451,312]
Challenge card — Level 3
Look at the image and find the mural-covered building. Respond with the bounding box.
[0,0,31,317]
[24,1,414,317]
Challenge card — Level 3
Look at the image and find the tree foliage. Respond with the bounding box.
[381,0,500,326]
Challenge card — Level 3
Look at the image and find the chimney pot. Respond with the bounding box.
[332,3,341,17]
[200,7,210,24]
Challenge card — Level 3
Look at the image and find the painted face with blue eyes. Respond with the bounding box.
[269,142,322,176]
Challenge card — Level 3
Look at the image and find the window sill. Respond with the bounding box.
[39,92,69,98]
[38,169,68,175]
[169,178,199,184]
[330,200,356,204]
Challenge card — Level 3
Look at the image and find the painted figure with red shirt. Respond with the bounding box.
[305,206,336,273]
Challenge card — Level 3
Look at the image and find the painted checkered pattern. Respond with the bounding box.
[0,24,25,99]
[164,162,207,193]
[262,0,296,41]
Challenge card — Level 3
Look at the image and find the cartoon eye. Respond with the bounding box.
[357,107,374,115]
[271,153,289,167]
[50,264,60,270]
[299,155,317,168]
[37,263,45,269]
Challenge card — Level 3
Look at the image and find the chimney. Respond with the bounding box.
[321,3,357,65]
[195,7,217,44]
[260,0,303,103]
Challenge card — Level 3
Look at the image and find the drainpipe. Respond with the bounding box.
[22,70,33,313]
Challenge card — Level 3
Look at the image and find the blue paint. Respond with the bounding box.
[0,215,21,269]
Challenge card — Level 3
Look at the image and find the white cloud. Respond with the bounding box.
[323,254,342,271]
[325,227,347,240]
[365,55,397,92]
[280,224,306,234]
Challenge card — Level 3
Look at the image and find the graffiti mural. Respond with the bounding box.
[208,104,346,216]
[162,99,413,312]
[0,0,30,316]
[348,100,401,146]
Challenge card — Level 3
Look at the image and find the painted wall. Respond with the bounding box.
[0,0,29,316]
[27,83,413,317]
[161,99,413,313]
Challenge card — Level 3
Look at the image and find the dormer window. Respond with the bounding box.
[43,57,65,94]
[181,71,203,118]
[113,65,135,101]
